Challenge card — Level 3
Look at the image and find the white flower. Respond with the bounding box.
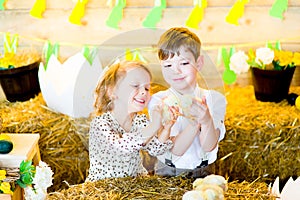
[32,161,54,190]
[255,47,274,66]
[24,186,47,200]
[229,51,250,74]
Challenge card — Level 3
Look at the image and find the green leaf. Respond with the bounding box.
[16,179,28,189]
[20,160,32,172]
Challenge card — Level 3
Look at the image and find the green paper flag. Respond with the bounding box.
[142,0,166,29]
[221,47,237,84]
[82,46,98,65]
[267,41,281,51]
[186,0,207,29]
[3,33,19,55]
[0,0,6,10]
[106,0,126,29]
[43,41,59,70]
[269,0,288,20]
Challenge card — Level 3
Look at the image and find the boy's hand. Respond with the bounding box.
[186,96,212,126]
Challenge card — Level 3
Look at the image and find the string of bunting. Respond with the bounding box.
[0,0,292,27]
[1,31,299,61]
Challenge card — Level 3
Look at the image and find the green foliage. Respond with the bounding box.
[16,160,36,188]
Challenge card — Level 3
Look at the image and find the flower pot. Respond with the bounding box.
[0,62,40,102]
[251,67,295,102]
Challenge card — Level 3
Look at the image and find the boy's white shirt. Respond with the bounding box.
[148,85,227,169]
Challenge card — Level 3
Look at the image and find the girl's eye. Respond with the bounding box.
[145,87,150,91]
[163,64,172,68]
[181,62,189,65]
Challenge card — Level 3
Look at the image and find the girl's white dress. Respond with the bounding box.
[86,112,173,181]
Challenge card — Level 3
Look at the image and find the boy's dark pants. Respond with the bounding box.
[155,160,215,178]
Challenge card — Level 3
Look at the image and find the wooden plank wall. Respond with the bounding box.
[0,0,300,87]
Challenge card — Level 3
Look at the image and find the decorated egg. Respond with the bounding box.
[287,93,299,106]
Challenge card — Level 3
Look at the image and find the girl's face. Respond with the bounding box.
[113,67,151,114]
[160,46,203,94]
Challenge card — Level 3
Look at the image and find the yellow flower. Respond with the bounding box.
[274,50,293,67]
[0,170,6,181]
[292,52,300,66]
[0,182,13,195]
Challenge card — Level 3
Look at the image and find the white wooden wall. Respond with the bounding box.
[1,0,300,87]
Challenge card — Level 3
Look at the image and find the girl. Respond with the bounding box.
[86,60,177,181]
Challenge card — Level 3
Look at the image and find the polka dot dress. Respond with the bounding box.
[86,112,173,182]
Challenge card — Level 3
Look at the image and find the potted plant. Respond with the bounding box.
[0,33,41,102]
[229,45,300,102]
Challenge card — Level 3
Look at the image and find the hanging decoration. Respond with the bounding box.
[125,48,148,63]
[221,47,236,84]
[69,0,88,25]
[269,0,288,20]
[30,0,46,19]
[0,0,6,10]
[43,41,59,70]
[3,33,19,55]
[142,0,166,29]
[82,45,98,65]
[106,0,126,29]
[185,0,207,29]
[225,0,249,25]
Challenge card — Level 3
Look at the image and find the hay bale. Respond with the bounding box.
[47,176,273,200]
[1,85,300,194]
[0,94,89,192]
[216,85,300,183]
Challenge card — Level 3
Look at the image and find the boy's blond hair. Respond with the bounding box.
[94,60,151,116]
[157,27,201,61]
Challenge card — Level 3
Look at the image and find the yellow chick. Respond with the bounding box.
[193,174,228,192]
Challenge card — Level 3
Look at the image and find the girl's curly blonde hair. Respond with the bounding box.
[93,60,151,116]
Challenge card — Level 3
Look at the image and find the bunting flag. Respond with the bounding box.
[225,0,249,25]
[30,0,46,18]
[185,0,207,29]
[0,0,6,10]
[69,0,88,25]
[3,33,19,55]
[142,0,166,29]
[106,0,126,29]
[43,41,59,70]
[81,45,98,65]
[221,47,236,84]
[125,48,147,63]
[269,0,288,20]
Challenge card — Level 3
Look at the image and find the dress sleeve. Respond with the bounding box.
[89,117,145,154]
[143,136,173,156]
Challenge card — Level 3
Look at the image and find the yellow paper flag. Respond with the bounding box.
[186,0,207,29]
[69,0,88,25]
[30,0,46,18]
[225,0,249,25]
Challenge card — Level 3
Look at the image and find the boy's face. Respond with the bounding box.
[160,46,203,94]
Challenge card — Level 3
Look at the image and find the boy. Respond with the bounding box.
[148,27,226,178]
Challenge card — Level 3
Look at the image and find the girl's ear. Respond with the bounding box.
[196,55,204,71]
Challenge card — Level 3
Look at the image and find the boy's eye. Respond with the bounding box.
[181,62,189,65]
[163,64,172,68]
[145,87,150,91]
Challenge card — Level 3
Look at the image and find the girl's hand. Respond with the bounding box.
[151,104,164,130]
[163,105,180,128]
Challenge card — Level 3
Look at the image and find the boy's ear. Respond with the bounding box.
[196,55,204,71]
